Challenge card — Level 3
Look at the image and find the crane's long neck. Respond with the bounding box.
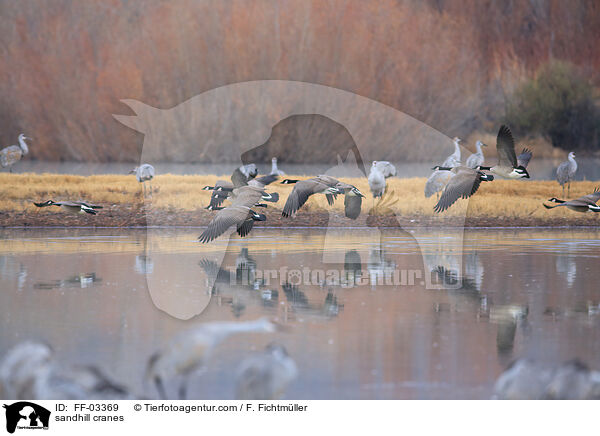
[271,159,278,173]
[206,319,272,343]
[18,136,29,155]
[453,141,461,160]
[569,154,577,169]
[476,142,483,155]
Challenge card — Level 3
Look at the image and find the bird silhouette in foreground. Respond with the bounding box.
[145,318,285,400]
[130,163,155,196]
[543,187,600,213]
[493,359,600,399]
[33,200,103,215]
[556,151,577,196]
[431,166,494,213]
[235,343,298,400]
[478,125,530,179]
[0,341,134,400]
[281,175,364,219]
[0,134,31,172]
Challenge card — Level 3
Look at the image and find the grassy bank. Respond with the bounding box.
[0,173,599,227]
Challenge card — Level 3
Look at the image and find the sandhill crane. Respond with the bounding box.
[281,175,363,219]
[130,163,155,196]
[33,200,103,215]
[556,152,577,196]
[1,134,31,172]
[544,188,600,213]
[368,161,396,198]
[466,141,487,169]
[0,341,133,400]
[431,166,494,213]
[235,343,298,400]
[478,125,530,179]
[425,137,462,199]
[270,157,285,176]
[145,318,283,399]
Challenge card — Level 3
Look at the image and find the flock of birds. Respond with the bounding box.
[8,125,590,234]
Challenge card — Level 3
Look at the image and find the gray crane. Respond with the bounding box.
[130,163,155,196]
[1,134,31,172]
[556,152,577,196]
[465,140,487,169]
[235,343,298,400]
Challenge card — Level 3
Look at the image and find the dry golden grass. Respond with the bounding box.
[1,173,599,223]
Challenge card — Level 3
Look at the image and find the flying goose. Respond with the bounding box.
[203,165,273,209]
[33,200,103,215]
[270,157,285,176]
[204,174,279,210]
[368,161,397,198]
[235,343,298,400]
[130,163,155,196]
[199,184,277,243]
[543,188,600,213]
[556,152,577,196]
[478,125,530,179]
[145,318,283,399]
[466,140,487,169]
[281,175,364,218]
[431,166,494,213]
[1,134,31,172]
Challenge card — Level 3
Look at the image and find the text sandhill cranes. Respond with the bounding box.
[556,151,577,196]
[130,163,155,196]
[145,318,284,399]
[0,134,31,172]
[280,175,364,219]
[425,137,462,200]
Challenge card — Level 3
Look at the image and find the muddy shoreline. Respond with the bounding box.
[0,205,594,228]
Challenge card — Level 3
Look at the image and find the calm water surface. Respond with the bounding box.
[1,228,599,399]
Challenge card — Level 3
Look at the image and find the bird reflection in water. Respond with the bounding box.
[281,282,343,321]
[33,273,101,290]
[368,247,397,290]
[343,250,362,287]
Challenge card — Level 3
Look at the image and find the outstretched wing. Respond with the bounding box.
[517,148,532,169]
[434,170,482,213]
[496,125,518,168]
[282,181,317,217]
[199,206,248,243]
